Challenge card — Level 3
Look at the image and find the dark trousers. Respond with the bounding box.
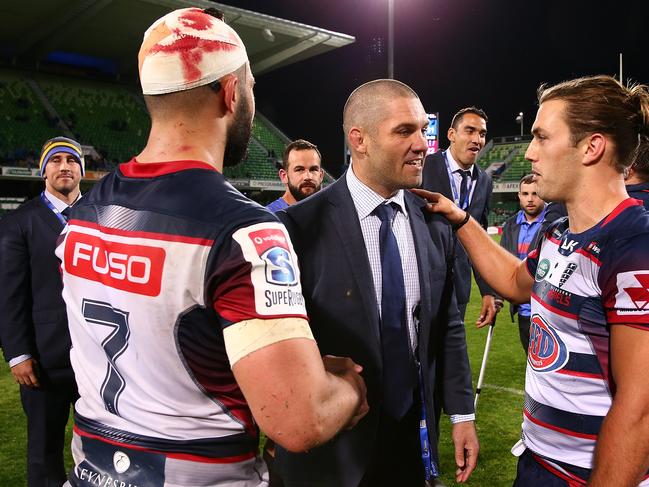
[358,402,425,487]
[518,315,531,353]
[513,449,585,487]
[20,366,78,487]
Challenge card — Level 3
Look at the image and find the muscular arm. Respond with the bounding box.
[411,188,533,304]
[588,325,649,486]
[232,331,367,453]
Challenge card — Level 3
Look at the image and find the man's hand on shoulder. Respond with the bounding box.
[410,189,466,225]
[451,420,479,483]
[11,358,40,388]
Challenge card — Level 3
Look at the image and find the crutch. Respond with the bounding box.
[474,317,496,410]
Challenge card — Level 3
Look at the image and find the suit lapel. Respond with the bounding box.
[406,193,433,353]
[436,152,454,199]
[327,179,382,346]
[35,196,65,235]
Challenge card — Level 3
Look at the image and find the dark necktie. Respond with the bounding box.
[374,202,416,419]
[458,169,471,209]
[61,206,71,222]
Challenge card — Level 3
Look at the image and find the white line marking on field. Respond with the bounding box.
[481,383,525,396]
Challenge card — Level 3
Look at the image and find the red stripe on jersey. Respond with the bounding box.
[70,220,214,246]
[73,425,255,463]
[548,235,561,245]
[524,408,598,440]
[557,369,604,380]
[119,159,218,177]
[532,454,588,486]
[532,292,579,319]
[606,314,649,325]
[601,198,643,228]
[575,248,602,266]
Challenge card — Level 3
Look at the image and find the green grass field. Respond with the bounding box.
[0,264,528,486]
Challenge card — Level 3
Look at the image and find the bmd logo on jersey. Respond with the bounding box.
[527,314,569,372]
[249,228,297,286]
[65,232,165,296]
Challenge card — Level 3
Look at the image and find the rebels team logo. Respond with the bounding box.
[527,314,569,372]
[249,228,297,286]
[65,232,165,296]
[615,270,649,315]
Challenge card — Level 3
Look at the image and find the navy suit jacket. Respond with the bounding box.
[274,175,473,487]
[0,196,72,370]
[422,150,495,306]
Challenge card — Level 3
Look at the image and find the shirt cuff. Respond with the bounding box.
[9,354,31,368]
[450,413,475,424]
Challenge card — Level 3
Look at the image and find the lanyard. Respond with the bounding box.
[443,151,474,210]
[40,191,68,226]
[418,364,438,480]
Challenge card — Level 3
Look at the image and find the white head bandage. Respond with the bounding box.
[138,8,248,95]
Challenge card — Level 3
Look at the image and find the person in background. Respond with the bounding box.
[0,136,84,486]
[498,174,547,352]
[266,139,324,212]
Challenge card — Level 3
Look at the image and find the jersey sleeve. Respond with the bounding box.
[599,233,649,327]
[207,221,308,328]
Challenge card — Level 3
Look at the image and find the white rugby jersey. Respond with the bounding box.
[56,160,307,471]
[523,198,649,483]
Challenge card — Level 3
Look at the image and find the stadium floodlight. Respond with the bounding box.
[515,112,524,137]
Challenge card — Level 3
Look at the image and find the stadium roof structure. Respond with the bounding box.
[0,0,355,81]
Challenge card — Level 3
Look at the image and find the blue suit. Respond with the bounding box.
[274,175,473,487]
[422,150,495,314]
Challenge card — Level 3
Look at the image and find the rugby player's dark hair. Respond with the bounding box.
[281,139,322,171]
[519,174,535,188]
[450,107,488,130]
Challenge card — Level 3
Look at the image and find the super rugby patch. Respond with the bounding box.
[232,222,306,317]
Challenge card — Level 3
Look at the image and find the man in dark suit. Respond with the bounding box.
[422,108,499,327]
[0,136,83,485]
[275,80,477,487]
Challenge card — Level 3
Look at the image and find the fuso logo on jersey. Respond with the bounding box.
[527,314,569,372]
[248,228,297,286]
[65,232,165,296]
[615,270,649,315]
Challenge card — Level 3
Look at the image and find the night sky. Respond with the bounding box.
[225,0,648,176]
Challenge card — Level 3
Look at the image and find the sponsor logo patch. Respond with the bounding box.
[536,258,551,282]
[65,232,165,297]
[233,223,306,317]
[528,314,569,372]
[113,451,130,474]
[248,228,297,286]
[558,262,578,288]
[615,270,649,315]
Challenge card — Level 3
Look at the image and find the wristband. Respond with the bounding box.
[452,211,470,232]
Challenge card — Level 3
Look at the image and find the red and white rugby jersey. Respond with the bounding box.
[523,198,649,479]
[56,160,307,461]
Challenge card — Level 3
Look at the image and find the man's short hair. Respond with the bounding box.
[519,173,535,189]
[343,79,419,136]
[282,139,322,171]
[538,75,649,172]
[450,107,488,130]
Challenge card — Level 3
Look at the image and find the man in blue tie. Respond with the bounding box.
[275,80,477,487]
[0,136,83,485]
[422,108,499,328]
